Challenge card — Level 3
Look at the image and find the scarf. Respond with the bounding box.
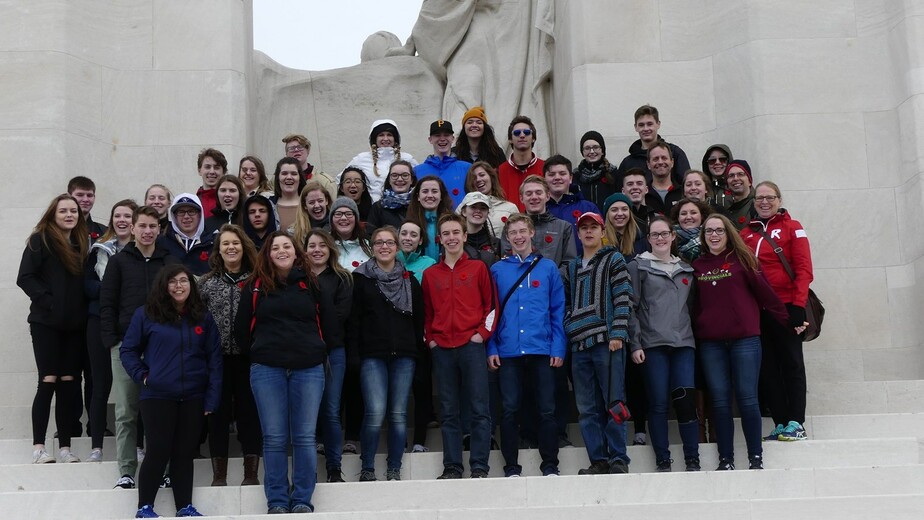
[353,258,413,314]
[380,188,413,210]
[674,225,702,263]
[576,159,610,184]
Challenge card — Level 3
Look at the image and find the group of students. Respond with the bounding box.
[17,103,815,517]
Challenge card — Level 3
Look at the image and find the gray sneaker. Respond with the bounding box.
[32,449,55,464]
[385,469,401,481]
[359,469,377,482]
[58,449,80,463]
[86,449,103,463]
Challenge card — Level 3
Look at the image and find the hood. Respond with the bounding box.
[369,119,400,146]
[168,192,205,240]
[701,144,733,172]
[242,194,279,238]
[424,154,458,168]
[529,212,555,225]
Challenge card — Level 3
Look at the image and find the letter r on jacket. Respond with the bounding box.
[771,229,781,240]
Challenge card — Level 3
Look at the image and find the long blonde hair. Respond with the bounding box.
[604,202,639,257]
[292,181,331,248]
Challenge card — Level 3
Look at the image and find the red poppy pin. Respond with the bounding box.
[460,273,468,281]
[682,278,689,285]
[545,235,553,243]
[403,271,410,279]
[738,216,746,224]
[668,185,675,191]
[194,326,203,335]
[722,263,731,270]
[452,188,460,196]
[501,216,508,223]
[482,245,492,251]
[199,251,208,261]
[90,232,100,239]
[298,281,307,290]
[352,260,360,267]
[601,177,609,184]
[724,190,732,196]
[531,280,540,288]
[572,210,581,218]
[237,281,244,289]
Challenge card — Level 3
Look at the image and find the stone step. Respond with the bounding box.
[0,466,921,519]
[1,437,918,492]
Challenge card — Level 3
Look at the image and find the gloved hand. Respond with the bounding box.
[787,305,806,329]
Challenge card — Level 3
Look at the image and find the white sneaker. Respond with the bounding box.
[32,449,55,464]
[87,449,103,463]
[411,444,429,453]
[137,447,145,463]
[59,449,80,463]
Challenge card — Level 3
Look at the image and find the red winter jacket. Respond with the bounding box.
[422,253,497,348]
[741,210,814,307]
[498,155,545,212]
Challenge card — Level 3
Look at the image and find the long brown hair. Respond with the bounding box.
[454,122,506,167]
[304,228,352,285]
[405,176,454,252]
[145,264,206,324]
[238,155,272,194]
[248,231,314,292]
[29,194,88,275]
[701,214,759,272]
[98,199,139,243]
[201,224,258,281]
[464,161,507,199]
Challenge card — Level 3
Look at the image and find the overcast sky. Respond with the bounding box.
[252,1,421,71]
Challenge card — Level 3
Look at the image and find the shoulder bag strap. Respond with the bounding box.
[499,255,542,315]
[754,227,795,281]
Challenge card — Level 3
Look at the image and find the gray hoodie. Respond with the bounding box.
[627,252,696,352]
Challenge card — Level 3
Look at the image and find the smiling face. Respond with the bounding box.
[472,166,492,195]
[372,229,398,265]
[607,201,631,231]
[173,205,201,235]
[683,173,707,201]
[399,222,423,253]
[506,220,535,257]
[239,160,261,192]
[375,131,395,148]
[145,187,170,217]
[331,206,356,238]
[461,202,489,226]
[305,233,330,269]
[341,171,364,202]
[55,199,80,232]
[247,204,269,232]
[520,182,549,215]
[622,175,648,204]
[634,114,660,145]
[510,123,535,151]
[464,117,484,139]
[647,145,673,182]
[706,149,729,177]
[303,189,328,221]
[270,235,296,273]
[70,188,95,216]
[676,202,703,230]
[278,164,301,196]
[132,214,160,247]
[726,166,751,198]
[703,216,729,255]
[582,139,603,162]
[218,230,243,270]
[217,181,240,210]
[544,164,572,198]
[754,184,781,219]
[438,220,467,256]
[112,205,134,241]
[429,131,454,155]
[199,156,224,190]
[418,180,442,211]
[388,164,413,193]
[168,272,191,308]
[647,220,675,256]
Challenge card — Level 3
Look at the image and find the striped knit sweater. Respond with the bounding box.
[561,245,632,352]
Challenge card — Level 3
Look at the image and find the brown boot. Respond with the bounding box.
[210,457,228,486]
[242,454,260,486]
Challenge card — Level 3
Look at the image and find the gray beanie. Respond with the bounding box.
[330,196,360,219]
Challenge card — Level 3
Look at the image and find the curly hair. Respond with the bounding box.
[145,264,207,324]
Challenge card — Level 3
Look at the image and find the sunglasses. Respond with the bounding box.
[512,129,532,137]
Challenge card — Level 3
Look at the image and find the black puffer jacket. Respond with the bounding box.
[99,242,178,348]
[347,271,424,360]
[17,234,87,331]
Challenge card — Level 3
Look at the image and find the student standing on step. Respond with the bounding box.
[17,194,88,465]
[121,265,221,519]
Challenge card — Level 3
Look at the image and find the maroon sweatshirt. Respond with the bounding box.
[691,249,787,341]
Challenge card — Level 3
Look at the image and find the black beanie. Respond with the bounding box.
[369,122,400,147]
[580,130,606,158]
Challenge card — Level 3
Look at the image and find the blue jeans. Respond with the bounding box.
[699,337,762,460]
[250,363,324,511]
[359,356,416,472]
[571,344,629,465]
[641,346,699,462]
[497,355,558,473]
[320,348,345,470]
[431,341,491,473]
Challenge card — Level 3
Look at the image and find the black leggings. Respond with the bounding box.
[138,399,204,510]
[208,355,262,457]
[760,307,807,425]
[412,347,434,446]
[30,324,82,446]
[343,365,364,441]
[87,316,113,448]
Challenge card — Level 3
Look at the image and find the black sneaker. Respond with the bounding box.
[578,460,610,475]
[470,469,489,478]
[609,460,629,474]
[437,468,463,479]
[160,474,172,488]
[326,468,345,483]
[716,458,735,471]
[748,455,763,470]
[685,457,701,472]
[504,466,522,478]
[656,459,673,472]
[359,469,377,482]
[114,474,135,489]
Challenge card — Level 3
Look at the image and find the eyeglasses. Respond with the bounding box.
[726,171,748,179]
[168,278,190,287]
[373,239,397,248]
[332,211,354,219]
[707,156,728,164]
[175,209,200,217]
[582,145,602,153]
[342,179,364,186]
[389,172,411,179]
[754,195,779,202]
[704,228,726,236]
[647,231,672,239]
[286,145,305,153]
[512,129,532,137]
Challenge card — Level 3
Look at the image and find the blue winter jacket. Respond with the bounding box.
[120,307,222,413]
[414,155,472,208]
[487,253,567,359]
[547,185,601,256]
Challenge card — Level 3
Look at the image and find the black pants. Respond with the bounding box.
[30,324,82,446]
[343,364,364,442]
[208,355,262,457]
[86,316,113,448]
[760,307,807,425]
[138,399,203,510]
[412,347,434,446]
[626,353,648,436]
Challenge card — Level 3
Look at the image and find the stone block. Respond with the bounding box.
[885,260,924,350]
[806,381,888,415]
[811,412,924,440]
[751,495,924,520]
[562,0,660,65]
[864,109,904,188]
[885,380,924,412]
[804,349,864,383]
[856,0,924,37]
[153,0,248,72]
[897,95,924,180]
